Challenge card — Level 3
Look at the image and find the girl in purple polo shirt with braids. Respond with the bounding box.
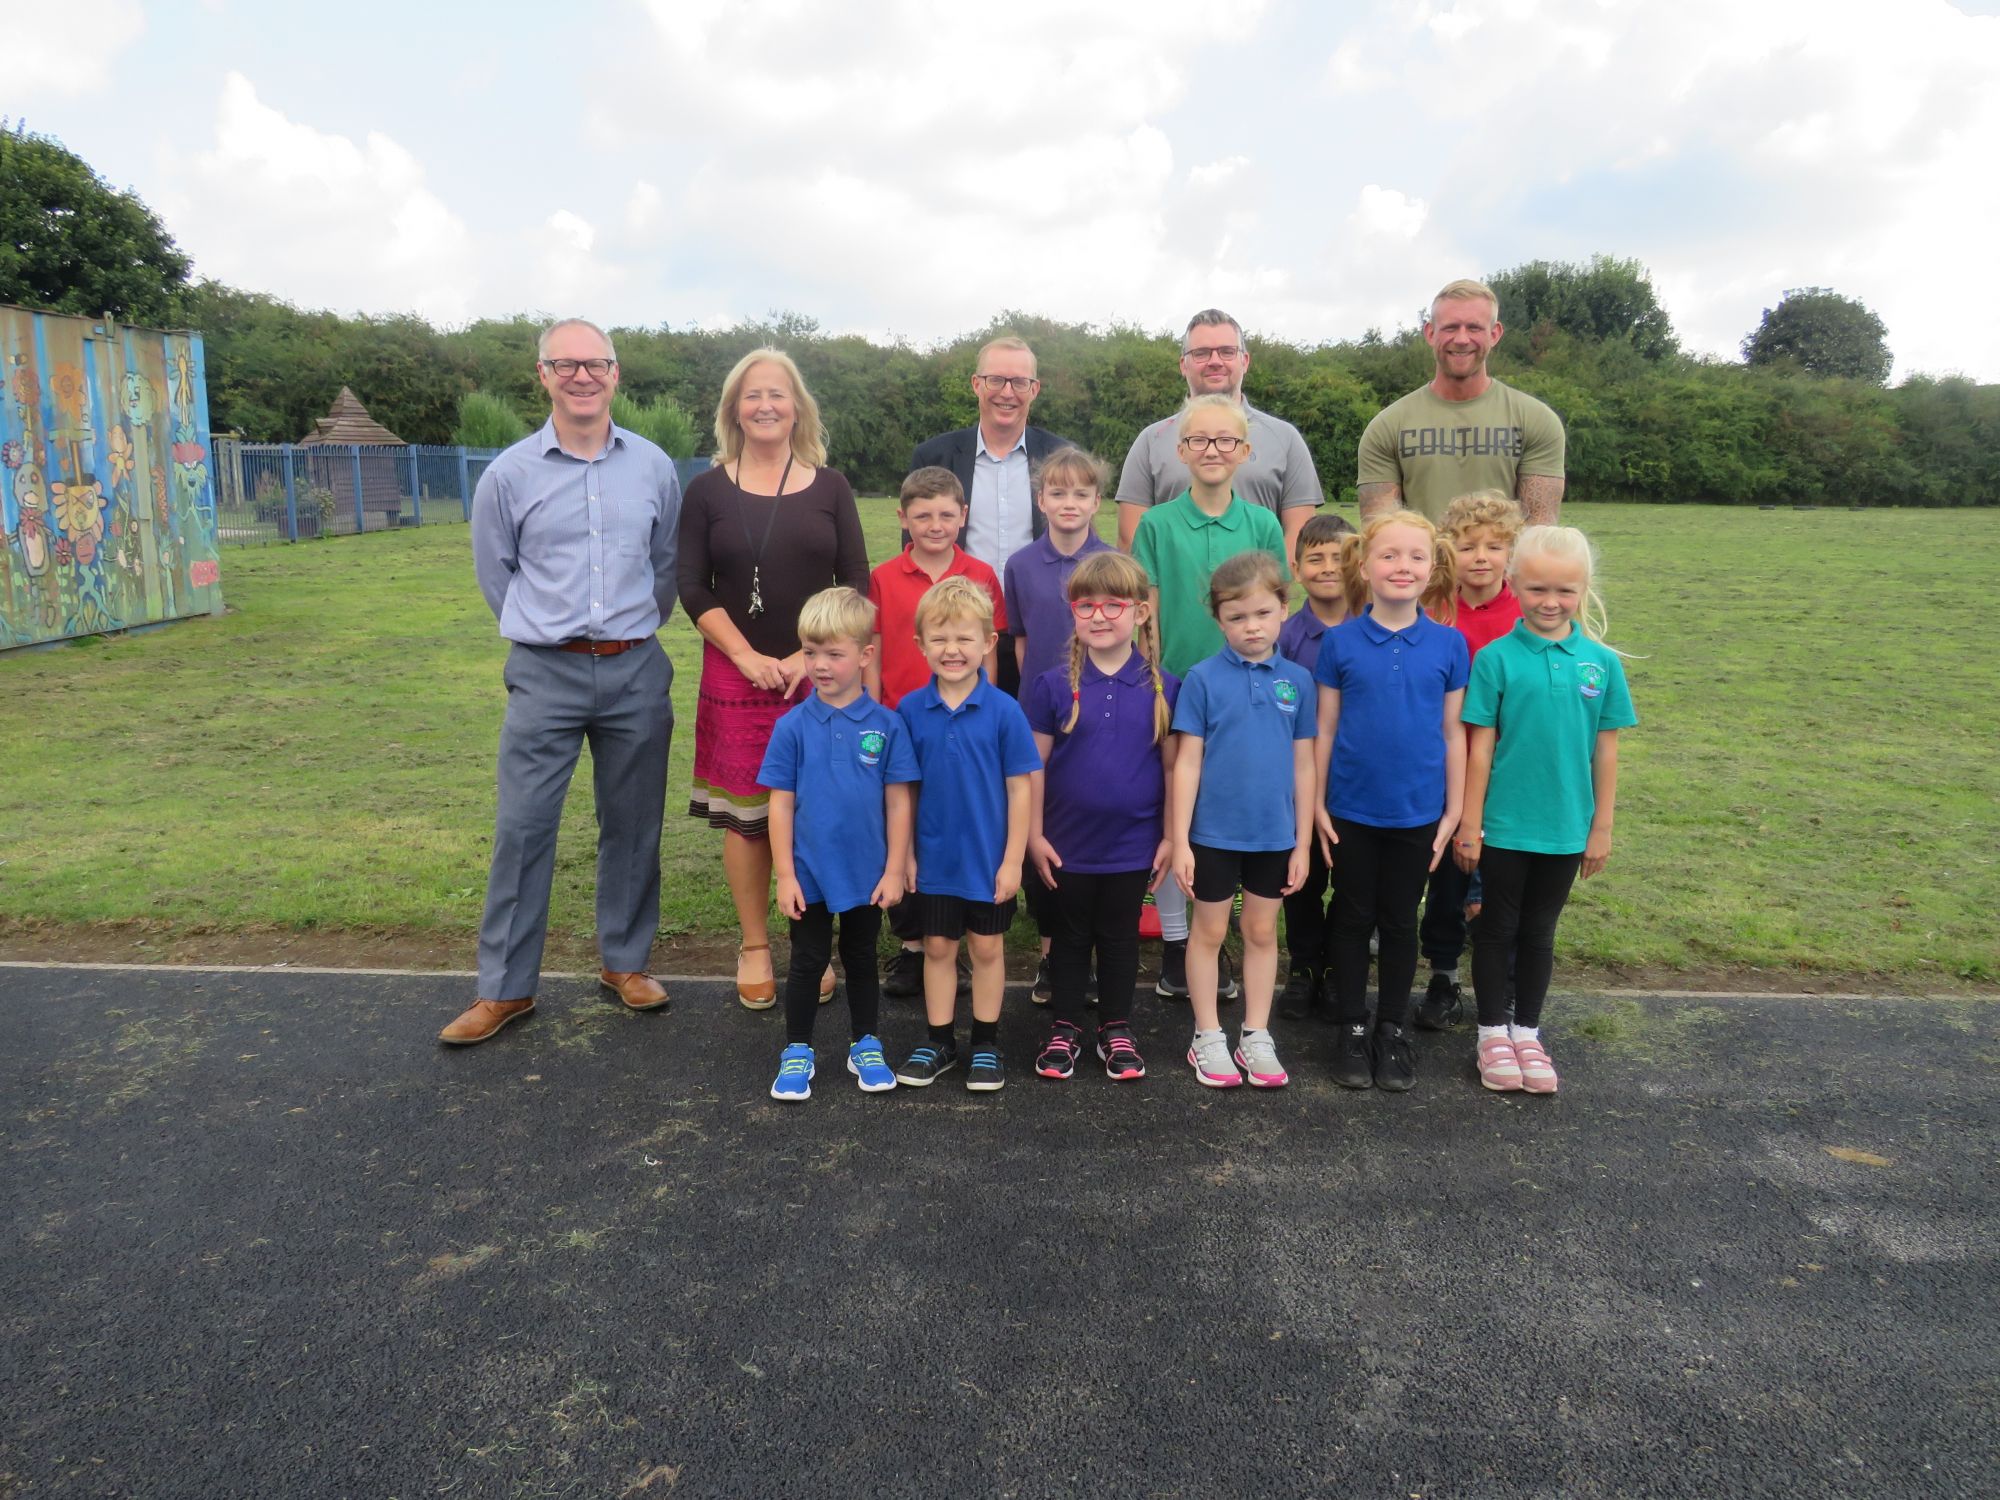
[1023,552,1179,1082]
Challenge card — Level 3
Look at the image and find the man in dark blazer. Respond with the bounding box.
[909,334,1074,699]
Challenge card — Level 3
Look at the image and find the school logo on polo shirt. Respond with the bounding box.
[1272,679,1300,715]
[1577,662,1605,700]
[858,730,886,766]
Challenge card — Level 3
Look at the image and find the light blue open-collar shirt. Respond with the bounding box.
[471,419,683,646]
[964,425,1032,574]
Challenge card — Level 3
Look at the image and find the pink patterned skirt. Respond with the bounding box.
[688,640,807,838]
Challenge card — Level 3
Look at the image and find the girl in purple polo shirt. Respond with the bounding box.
[1312,511,1468,1095]
[1023,552,1179,1082]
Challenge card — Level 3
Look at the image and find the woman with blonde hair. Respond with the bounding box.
[679,348,869,1007]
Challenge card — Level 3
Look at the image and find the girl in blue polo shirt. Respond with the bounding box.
[1456,526,1636,1096]
[1313,511,1467,1094]
[1169,552,1317,1089]
[1024,552,1179,1083]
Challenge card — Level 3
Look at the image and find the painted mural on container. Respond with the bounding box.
[0,305,223,651]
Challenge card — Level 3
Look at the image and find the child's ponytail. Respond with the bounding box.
[1512,525,1621,647]
[1061,633,1087,734]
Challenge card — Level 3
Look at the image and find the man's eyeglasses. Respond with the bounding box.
[976,374,1038,393]
[1180,435,1244,454]
[542,358,615,378]
[1182,344,1242,362]
[1071,598,1130,621]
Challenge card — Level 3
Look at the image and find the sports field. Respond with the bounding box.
[0,503,1994,986]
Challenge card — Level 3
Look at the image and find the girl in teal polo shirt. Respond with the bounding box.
[1456,526,1637,1095]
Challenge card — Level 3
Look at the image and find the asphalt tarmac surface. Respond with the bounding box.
[3,966,1994,1499]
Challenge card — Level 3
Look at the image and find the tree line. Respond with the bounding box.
[8,125,1996,506]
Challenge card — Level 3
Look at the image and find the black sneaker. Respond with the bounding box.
[1278,965,1320,1022]
[881,947,924,1000]
[1035,1022,1082,1079]
[1155,939,1188,999]
[895,1043,959,1086]
[1031,957,1053,1006]
[1372,1022,1416,1092]
[1414,972,1463,1031]
[1216,947,1241,1003]
[965,1048,1006,1092]
[1332,1023,1374,1089]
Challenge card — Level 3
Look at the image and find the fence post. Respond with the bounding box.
[408,446,422,526]
[458,448,472,522]
[281,444,299,542]
[351,446,366,532]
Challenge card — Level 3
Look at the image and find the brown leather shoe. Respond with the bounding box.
[439,998,535,1045]
[599,969,669,1011]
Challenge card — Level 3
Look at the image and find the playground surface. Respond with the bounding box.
[3,964,1994,1498]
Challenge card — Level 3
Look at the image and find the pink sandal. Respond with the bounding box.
[1513,1037,1559,1094]
[1476,1036,1522,1092]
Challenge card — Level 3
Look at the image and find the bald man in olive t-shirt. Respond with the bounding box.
[1357,278,1565,524]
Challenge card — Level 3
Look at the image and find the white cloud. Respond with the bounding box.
[6,0,144,101]
[1348,185,1428,241]
[157,72,477,322]
[624,180,666,238]
[595,0,1282,335]
[1317,0,2000,376]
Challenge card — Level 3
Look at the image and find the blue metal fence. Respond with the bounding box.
[213,439,712,546]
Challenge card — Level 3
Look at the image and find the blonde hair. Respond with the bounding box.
[1207,550,1287,617]
[797,586,875,648]
[1340,510,1459,624]
[1439,489,1524,545]
[1175,392,1250,443]
[1059,551,1171,743]
[1511,525,1616,645]
[976,335,1037,376]
[1033,445,1109,497]
[1430,279,1500,320]
[913,575,993,639]
[713,347,827,468]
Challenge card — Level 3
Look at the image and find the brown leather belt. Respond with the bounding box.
[555,637,648,657]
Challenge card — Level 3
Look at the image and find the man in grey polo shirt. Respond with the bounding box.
[1114,308,1324,554]
[441,317,684,1045]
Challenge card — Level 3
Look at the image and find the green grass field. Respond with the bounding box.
[2,502,1995,985]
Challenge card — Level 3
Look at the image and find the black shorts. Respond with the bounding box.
[1191,842,1291,904]
[914,892,1018,939]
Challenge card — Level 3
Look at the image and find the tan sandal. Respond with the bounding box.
[737,943,777,1010]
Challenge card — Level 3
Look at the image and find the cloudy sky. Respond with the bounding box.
[11,0,2000,380]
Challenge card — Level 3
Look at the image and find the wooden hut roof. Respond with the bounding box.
[300,386,405,446]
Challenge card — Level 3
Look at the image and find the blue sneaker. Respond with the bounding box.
[848,1035,897,1093]
[770,1043,815,1101]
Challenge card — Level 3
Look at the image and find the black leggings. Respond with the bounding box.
[1471,846,1581,1030]
[785,903,883,1045]
[1042,867,1149,1028]
[1329,818,1438,1028]
[1282,836,1333,972]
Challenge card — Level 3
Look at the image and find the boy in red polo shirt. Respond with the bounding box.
[1415,489,1524,1030]
[867,467,1006,709]
[870,466,1009,997]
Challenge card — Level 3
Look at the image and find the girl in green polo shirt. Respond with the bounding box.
[1455,526,1637,1095]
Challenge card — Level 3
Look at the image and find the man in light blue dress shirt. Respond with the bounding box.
[441,319,684,1044]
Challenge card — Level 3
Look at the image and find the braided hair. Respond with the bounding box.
[1060,550,1171,744]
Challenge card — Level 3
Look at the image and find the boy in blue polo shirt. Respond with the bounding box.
[758,587,921,1102]
[894,576,1042,1092]
[1169,552,1317,1090]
